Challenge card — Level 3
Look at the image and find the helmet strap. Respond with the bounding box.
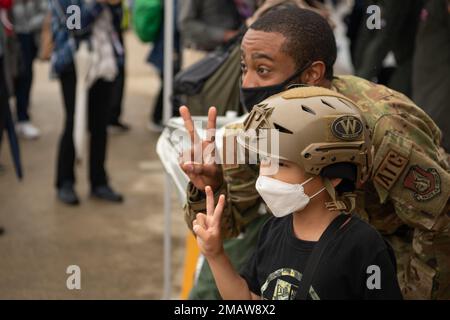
[323,177,348,212]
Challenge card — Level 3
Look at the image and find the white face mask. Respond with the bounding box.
[255,175,326,218]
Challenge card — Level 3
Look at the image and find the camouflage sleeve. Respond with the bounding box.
[183,163,263,239]
[371,105,450,299]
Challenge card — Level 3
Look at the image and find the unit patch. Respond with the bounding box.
[374,149,408,190]
[403,165,441,201]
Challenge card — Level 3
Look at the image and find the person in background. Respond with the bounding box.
[51,0,124,205]
[0,0,12,142]
[0,0,13,236]
[353,0,423,98]
[412,0,450,154]
[12,0,48,139]
[234,0,257,20]
[108,0,130,133]
[177,0,242,52]
[147,2,181,132]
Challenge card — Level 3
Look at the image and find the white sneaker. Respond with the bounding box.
[16,122,41,140]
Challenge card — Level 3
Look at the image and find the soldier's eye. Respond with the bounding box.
[240,62,247,73]
[257,66,270,75]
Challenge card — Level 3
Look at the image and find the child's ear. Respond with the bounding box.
[330,178,342,188]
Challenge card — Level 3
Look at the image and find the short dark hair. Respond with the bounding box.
[249,8,337,80]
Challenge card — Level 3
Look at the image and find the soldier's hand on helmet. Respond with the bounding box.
[192,186,225,258]
[179,106,223,192]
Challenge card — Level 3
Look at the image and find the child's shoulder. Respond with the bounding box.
[343,215,390,250]
[258,216,290,240]
[261,216,288,232]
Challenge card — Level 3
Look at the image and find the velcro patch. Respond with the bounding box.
[403,165,441,201]
[374,149,408,190]
[372,131,412,203]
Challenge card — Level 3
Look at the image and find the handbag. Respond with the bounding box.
[173,28,245,116]
[174,32,242,96]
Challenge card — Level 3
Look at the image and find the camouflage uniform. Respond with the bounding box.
[184,75,450,299]
[333,75,450,299]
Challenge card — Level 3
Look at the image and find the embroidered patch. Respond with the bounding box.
[374,149,408,190]
[331,115,363,140]
[403,165,441,201]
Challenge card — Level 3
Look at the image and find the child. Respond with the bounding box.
[192,87,402,300]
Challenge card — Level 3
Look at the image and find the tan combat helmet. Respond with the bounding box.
[237,86,373,212]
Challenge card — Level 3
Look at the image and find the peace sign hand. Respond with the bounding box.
[192,186,226,259]
[179,106,223,192]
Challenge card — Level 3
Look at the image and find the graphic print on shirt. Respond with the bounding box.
[260,268,320,300]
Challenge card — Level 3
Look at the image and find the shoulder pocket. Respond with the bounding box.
[373,131,412,202]
[373,131,450,230]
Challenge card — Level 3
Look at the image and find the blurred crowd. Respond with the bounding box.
[1,0,448,203]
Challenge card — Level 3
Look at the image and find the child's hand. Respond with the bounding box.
[192,186,226,259]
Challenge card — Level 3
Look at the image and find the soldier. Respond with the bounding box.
[179,8,450,299]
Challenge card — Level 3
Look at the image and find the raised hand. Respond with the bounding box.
[192,186,226,258]
[179,106,223,192]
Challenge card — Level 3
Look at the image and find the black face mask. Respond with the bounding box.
[239,62,311,112]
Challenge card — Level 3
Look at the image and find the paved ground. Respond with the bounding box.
[0,33,187,299]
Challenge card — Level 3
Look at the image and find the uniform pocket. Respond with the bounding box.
[403,256,436,299]
[373,130,450,230]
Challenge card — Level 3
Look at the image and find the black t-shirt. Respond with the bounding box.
[240,214,403,300]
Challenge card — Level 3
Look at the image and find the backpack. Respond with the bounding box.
[132,0,162,43]
[173,30,244,116]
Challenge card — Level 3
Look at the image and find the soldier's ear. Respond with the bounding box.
[301,61,327,86]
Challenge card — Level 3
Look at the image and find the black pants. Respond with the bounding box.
[15,33,38,122]
[151,74,181,124]
[152,83,164,124]
[109,63,125,124]
[56,65,111,189]
[109,32,125,125]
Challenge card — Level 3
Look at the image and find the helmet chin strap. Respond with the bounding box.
[323,177,348,212]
